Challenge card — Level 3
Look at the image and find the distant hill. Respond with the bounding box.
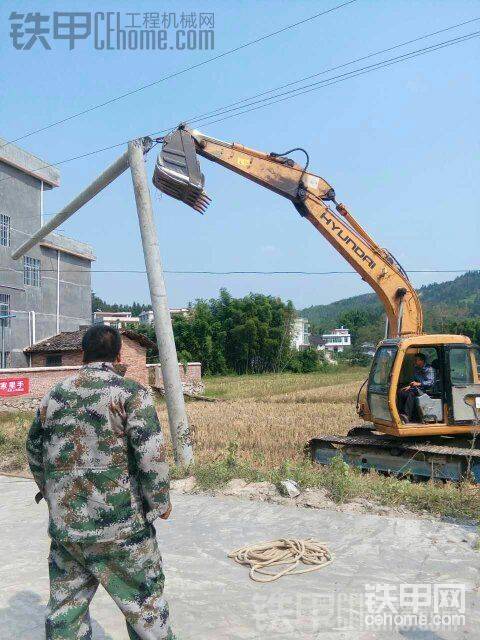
[301,271,480,339]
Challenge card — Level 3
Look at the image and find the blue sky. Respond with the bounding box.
[1,0,479,310]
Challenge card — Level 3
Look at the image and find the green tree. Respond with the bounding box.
[297,348,321,372]
[138,289,296,375]
[91,292,151,316]
[445,318,480,344]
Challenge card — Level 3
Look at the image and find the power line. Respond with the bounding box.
[175,16,480,126]
[0,18,480,200]
[1,24,478,185]
[1,22,478,190]
[181,30,480,129]
[0,0,357,150]
[2,268,477,275]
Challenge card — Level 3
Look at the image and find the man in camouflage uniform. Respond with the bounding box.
[26,325,174,639]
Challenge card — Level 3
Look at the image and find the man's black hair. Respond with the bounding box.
[82,325,122,364]
[415,352,427,364]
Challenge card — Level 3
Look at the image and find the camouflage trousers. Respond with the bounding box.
[46,526,174,640]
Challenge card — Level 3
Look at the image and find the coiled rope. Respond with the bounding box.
[228,538,333,582]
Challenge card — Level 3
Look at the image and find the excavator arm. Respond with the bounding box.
[153,126,423,338]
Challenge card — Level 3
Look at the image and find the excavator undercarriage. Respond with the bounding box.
[309,430,480,483]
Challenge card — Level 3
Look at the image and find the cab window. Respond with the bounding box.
[399,346,440,388]
[370,346,397,389]
[473,347,480,381]
[449,348,474,385]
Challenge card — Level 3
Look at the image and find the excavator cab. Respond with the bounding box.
[359,335,480,436]
[313,337,480,482]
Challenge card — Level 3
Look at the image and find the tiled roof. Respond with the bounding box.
[24,328,156,353]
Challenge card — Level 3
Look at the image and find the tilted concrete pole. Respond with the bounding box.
[128,139,193,466]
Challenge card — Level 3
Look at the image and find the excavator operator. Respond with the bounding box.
[398,353,435,423]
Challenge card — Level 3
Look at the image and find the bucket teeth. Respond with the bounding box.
[152,127,211,213]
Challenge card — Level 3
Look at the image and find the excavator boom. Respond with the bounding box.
[154,126,423,338]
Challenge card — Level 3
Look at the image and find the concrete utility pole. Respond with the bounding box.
[0,314,15,369]
[128,139,193,466]
[1,317,5,369]
[12,137,193,465]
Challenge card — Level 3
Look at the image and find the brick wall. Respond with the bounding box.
[121,338,149,387]
[1,351,203,413]
[148,362,204,395]
[0,366,81,411]
[30,352,81,367]
[28,336,150,387]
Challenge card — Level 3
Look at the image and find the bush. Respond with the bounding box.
[321,454,358,502]
[336,346,373,368]
[287,347,330,373]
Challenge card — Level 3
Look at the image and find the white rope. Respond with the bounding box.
[228,538,333,583]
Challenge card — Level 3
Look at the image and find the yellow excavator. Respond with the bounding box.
[153,125,480,482]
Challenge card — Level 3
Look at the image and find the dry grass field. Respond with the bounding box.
[157,368,367,472]
[1,367,479,520]
[0,368,366,476]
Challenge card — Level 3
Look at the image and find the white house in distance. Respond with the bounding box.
[321,326,351,353]
[139,308,189,324]
[92,308,190,328]
[291,317,310,350]
[93,311,140,328]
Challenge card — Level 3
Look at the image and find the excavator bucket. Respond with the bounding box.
[152,128,211,213]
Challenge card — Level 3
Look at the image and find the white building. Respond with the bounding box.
[321,326,351,353]
[139,308,189,325]
[291,317,310,350]
[93,311,140,328]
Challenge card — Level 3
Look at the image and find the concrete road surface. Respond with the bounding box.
[0,476,479,640]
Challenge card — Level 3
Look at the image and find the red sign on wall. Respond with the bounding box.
[0,377,30,397]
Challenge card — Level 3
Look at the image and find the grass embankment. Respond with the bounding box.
[0,412,32,472]
[1,368,479,521]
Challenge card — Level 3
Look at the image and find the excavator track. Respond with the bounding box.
[308,431,480,482]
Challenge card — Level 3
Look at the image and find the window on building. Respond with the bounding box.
[0,351,10,369]
[0,214,10,247]
[0,293,11,327]
[24,256,41,287]
[46,354,63,367]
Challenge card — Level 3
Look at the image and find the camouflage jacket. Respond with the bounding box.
[26,362,170,543]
